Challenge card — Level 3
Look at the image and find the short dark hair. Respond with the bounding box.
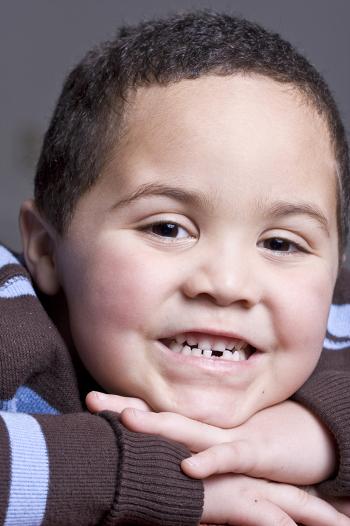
[34,10,349,252]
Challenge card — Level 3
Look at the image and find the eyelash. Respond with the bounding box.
[259,237,308,255]
[140,221,193,240]
[140,221,309,255]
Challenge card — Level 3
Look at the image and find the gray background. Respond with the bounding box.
[1,0,349,254]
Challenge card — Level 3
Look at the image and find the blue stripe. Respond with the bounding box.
[1,412,49,526]
[0,386,60,415]
[0,276,35,298]
[0,247,19,269]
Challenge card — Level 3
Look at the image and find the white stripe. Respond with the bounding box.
[323,338,350,350]
[327,304,350,339]
[0,276,35,298]
[1,412,49,526]
[0,247,19,268]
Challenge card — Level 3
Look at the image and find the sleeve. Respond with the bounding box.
[292,348,350,497]
[292,268,350,497]
[0,410,203,526]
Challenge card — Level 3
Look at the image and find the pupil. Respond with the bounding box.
[269,238,289,251]
[153,223,178,237]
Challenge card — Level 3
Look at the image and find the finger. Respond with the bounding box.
[325,496,350,516]
[242,500,298,526]
[85,391,151,413]
[120,409,227,450]
[203,478,297,526]
[182,440,257,479]
[231,500,298,526]
[266,483,350,526]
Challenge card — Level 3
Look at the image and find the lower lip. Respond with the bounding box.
[156,340,263,374]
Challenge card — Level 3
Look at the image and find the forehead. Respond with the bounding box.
[104,75,337,212]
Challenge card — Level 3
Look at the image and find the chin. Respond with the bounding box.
[146,387,257,428]
[171,400,253,429]
[193,411,249,428]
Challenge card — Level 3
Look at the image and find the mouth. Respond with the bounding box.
[161,332,256,362]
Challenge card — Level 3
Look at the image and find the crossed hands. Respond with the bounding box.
[86,393,350,525]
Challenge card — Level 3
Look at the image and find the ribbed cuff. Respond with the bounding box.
[100,411,204,526]
[292,371,350,496]
[37,413,117,525]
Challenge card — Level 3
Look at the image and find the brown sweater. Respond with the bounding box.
[0,243,349,524]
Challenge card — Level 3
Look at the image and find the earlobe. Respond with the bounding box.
[19,199,60,295]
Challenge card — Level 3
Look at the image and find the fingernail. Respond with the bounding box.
[183,456,199,467]
[130,408,146,417]
[93,391,106,400]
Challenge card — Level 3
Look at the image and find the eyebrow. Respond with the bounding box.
[112,182,212,210]
[112,182,330,235]
[265,201,330,236]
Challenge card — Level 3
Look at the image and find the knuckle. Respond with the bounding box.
[338,512,350,525]
[295,486,311,507]
[205,446,220,471]
[234,440,257,473]
[274,517,295,526]
[159,411,174,426]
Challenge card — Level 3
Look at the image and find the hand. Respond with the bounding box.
[201,474,350,525]
[180,401,336,486]
[87,393,349,523]
[86,392,336,486]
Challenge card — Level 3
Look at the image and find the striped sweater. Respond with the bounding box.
[0,243,350,524]
[0,245,203,525]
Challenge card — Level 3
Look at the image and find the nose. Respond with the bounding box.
[181,241,261,308]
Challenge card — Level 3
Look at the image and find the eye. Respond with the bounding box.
[145,221,191,239]
[260,237,306,253]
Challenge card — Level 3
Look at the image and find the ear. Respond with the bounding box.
[19,199,60,295]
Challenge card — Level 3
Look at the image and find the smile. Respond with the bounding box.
[163,333,256,361]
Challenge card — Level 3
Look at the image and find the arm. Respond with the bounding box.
[0,410,203,525]
[88,398,337,486]
[5,408,348,526]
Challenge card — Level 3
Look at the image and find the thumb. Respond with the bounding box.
[86,391,151,413]
[182,441,255,479]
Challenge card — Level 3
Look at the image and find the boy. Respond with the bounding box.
[1,10,350,525]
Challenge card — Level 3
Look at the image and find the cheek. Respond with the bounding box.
[61,244,168,389]
[77,244,170,332]
[274,268,333,354]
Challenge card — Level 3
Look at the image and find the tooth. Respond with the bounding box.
[187,336,197,346]
[226,341,235,350]
[198,339,211,351]
[212,341,226,352]
[238,350,248,361]
[191,348,202,357]
[182,345,192,356]
[223,350,233,360]
[170,342,182,353]
[203,349,212,358]
[176,334,186,344]
[232,351,240,361]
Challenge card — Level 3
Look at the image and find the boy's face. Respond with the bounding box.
[52,75,339,427]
